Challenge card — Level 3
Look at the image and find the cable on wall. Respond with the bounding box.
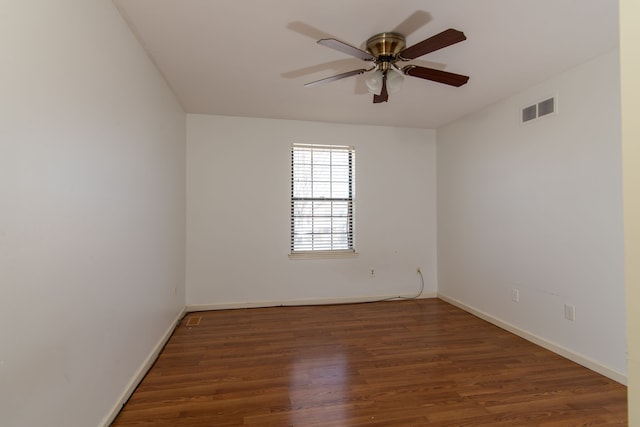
[395,268,425,300]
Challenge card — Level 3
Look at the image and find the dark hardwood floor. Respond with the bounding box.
[112,299,627,426]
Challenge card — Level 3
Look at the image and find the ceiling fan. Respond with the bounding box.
[305,28,469,103]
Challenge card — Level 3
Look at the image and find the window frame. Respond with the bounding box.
[289,143,357,259]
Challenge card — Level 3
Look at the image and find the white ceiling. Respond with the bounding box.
[113,0,619,129]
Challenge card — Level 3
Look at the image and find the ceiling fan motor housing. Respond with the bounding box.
[366,32,406,68]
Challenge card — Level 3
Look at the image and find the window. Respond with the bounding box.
[290,143,356,257]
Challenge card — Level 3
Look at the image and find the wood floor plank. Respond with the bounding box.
[112,299,627,426]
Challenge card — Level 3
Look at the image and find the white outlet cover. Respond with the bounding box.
[564,304,576,321]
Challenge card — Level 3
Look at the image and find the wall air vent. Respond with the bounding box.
[522,105,537,122]
[521,96,556,123]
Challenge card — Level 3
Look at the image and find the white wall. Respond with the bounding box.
[0,2,185,426]
[187,115,436,307]
[436,50,626,379]
[621,0,640,422]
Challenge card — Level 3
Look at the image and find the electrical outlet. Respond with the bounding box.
[370,269,375,277]
[511,288,520,302]
[564,304,575,321]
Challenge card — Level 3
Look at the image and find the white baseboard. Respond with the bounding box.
[187,292,438,312]
[437,293,627,385]
[100,307,186,427]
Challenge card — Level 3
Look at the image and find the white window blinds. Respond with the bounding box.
[291,143,355,253]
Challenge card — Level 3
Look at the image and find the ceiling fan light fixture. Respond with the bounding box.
[386,69,404,94]
[365,70,384,95]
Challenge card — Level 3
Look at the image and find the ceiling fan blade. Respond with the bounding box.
[304,68,368,87]
[318,38,375,61]
[399,28,466,60]
[402,65,469,87]
[392,10,432,38]
[373,75,389,103]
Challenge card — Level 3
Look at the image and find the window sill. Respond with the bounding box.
[289,250,359,260]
